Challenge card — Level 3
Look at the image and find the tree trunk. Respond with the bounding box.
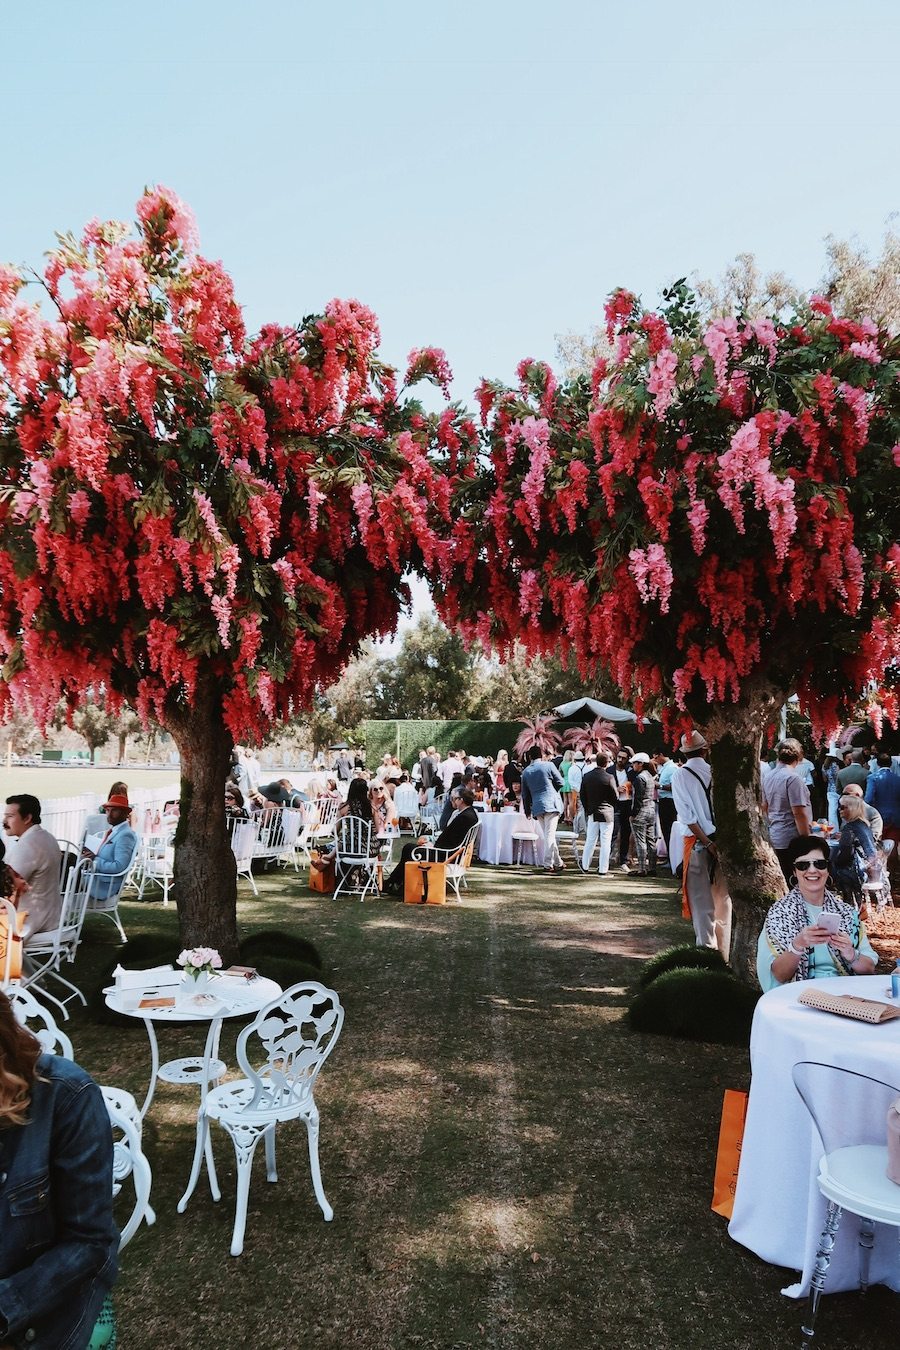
[118,730,128,765]
[702,699,785,986]
[167,685,239,962]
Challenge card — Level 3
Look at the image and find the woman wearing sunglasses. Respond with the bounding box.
[756,834,877,991]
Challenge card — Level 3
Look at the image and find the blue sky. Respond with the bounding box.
[4,0,898,635]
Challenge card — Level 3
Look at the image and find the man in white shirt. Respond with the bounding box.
[3,793,62,939]
[440,750,464,791]
[671,733,732,958]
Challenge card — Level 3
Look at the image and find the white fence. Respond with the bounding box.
[41,783,180,845]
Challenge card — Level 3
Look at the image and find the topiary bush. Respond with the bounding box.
[238,930,323,971]
[87,930,326,1025]
[627,968,760,1046]
[638,943,730,989]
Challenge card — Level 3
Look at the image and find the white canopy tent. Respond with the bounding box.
[551,698,641,724]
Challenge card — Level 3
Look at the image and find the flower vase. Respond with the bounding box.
[191,970,211,997]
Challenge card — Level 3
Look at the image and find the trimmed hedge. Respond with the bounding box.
[364,719,525,766]
[627,968,760,1046]
[638,943,730,989]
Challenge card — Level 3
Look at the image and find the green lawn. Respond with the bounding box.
[53,862,895,1349]
[0,765,179,803]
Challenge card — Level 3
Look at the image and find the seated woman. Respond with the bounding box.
[0,989,118,1350]
[369,783,398,835]
[225,784,249,821]
[831,794,879,903]
[756,834,877,991]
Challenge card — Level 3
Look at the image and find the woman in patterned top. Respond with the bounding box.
[756,834,877,991]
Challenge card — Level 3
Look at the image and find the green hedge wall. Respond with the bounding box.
[364,720,526,767]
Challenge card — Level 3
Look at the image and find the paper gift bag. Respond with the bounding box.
[404,861,447,905]
[710,1088,749,1218]
[308,852,335,895]
[0,906,26,981]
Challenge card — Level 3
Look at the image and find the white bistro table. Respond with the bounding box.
[729,974,900,1297]
[477,811,546,867]
[105,972,282,1196]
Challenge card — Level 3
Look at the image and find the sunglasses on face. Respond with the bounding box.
[795,859,829,871]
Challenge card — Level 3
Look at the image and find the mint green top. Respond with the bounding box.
[756,900,877,992]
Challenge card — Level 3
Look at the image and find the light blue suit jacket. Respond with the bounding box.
[521,761,565,818]
[90,823,139,900]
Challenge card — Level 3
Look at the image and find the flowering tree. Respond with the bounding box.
[436,291,900,977]
[0,189,458,956]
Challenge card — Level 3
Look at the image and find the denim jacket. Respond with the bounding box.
[0,1055,118,1350]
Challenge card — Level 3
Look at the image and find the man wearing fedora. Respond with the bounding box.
[671,731,732,958]
[82,792,139,901]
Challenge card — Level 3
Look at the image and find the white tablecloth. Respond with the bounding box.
[477,812,545,866]
[729,974,900,1297]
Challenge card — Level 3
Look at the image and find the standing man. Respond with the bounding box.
[334,748,354,784]
[836,749,869,795]
[420,746,438,793]
[654,749,677,862]
[567,752,587,838]
[521,747,565,874]
[439,748,464,792]
[82,792,139,901]
[3,794,62,938]
[671,732,732,958]
[579,752,618,875]
[612,747,634,872]
[629,753,658,876]
[761,739,812,881]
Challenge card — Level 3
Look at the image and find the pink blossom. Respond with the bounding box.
[517,417,552,536]
[717,418,797,561]
[193,490,223,543]
[646,348,678,418]
[892,444,900,468]
[210,595,232,646]
[848,340,881,364]
[307,480,325,533]
[703,318,738,390]
[351,483,374,540]
[519,569,543,618]
[628,544,674,614]
[137,185,200,255]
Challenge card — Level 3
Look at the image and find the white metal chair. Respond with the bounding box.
[1,897,22,988]
[7,984,156,1241]
[511,814,541,865]
[136,828,175,907]
[792,1061,900,1349]
[57,838,80,896]
[412,823,481,902]
[333,817,381,900]
[22,857,94,1019]
[229,817,259,895]
[106,1092,155,1249]
[392,784,419,832]
[312,798,338,844]
[178,981,344,1256]
[861,839,895,916]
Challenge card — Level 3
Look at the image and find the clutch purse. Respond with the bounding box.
[798,988,900,1023]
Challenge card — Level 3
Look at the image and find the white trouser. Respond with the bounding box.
[686,846,732,958]
[582,819,614,873]
[536,813,562,869]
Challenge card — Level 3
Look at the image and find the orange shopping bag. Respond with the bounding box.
[404,861,447,905]
[0,906,26,981]
[710,1088,749,1218]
